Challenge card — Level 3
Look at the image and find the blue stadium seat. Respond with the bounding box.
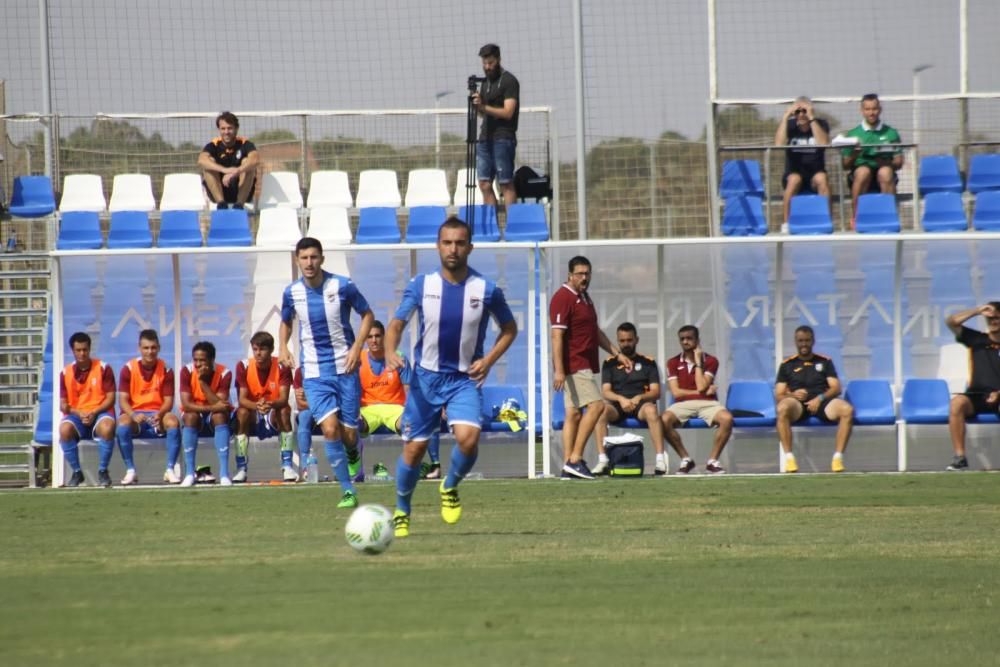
[157,210,203,247]
[206,209,251,247]
[787,194,833,235]
[356,207,400,244]
[726,381,776,427]
[844,379,895,425]
[57,211,102,249]
[459,205,500,242]
[107,211,153,249]
[900,379,950,424]
[720,160,765,198]
[721,195,766,236]
[854,194,900,234]
[921,192,967,232]
[967,154,1000,194]
[404,206,446,243]
[480,385,527,432]
[9,175,56,218]
[918,155,963,195]
[504,203,549,241]
[972,190,1000,231]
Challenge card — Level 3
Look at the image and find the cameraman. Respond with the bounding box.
[472,43,519,207]
[775,95,830,224]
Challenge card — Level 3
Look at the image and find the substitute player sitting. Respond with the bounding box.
[59,331,117,488]
[234,331,294,482]
[116,329,182,485]
[179,341,234,487]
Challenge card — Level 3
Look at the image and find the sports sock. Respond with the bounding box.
[833,452,844,459]
[395,457,421,515]
[599,453,611,464]
[97,437,114,471]
[428,432,441,464]
[324,440,354,494]
[214,424,231,479]
[297,419,313,461]
[785,451,796,459]
[165,427,181,469]
[116,424,135,470]
[234,434,249,470]
[182,426,198,476]
[444,444,478,489]
[279,431,294,466]
[60,440,82,472]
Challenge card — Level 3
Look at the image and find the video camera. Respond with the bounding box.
[468,75,486,93]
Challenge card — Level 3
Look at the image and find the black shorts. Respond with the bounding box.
[203,175,256,204]
[795,396,836,423]
[783,168,826,192]
[964,392,1000,416]
[606,398,655,420]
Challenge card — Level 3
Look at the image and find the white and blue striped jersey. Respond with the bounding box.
[281,271,371,379]
[394,269,514,374]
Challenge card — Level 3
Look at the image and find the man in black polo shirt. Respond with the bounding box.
[472,43,519,208]
[944,302,1000,471]
[592,322,667,475]
[198,111,259,209]
[774,325,854,473]
[775,96,831,224]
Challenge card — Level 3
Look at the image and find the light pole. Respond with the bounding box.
[912,64,933,152]
[434,90,453,168]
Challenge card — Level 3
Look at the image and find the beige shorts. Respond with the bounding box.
[667,400,726,426]
[564,370,603,410]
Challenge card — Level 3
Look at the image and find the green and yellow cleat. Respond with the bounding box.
[392,510,410,538]
[439,482,462,524]
[347,447,361,479]
[336,490,359,509]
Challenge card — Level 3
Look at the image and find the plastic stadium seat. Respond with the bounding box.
[9,176,56,217]
[355,207,400,244]
[844,379,895,425]
[404,169,451,207]
[458,204,500,242]
[57,211,103,249]
[108,173,156,212]
[306,170,353,209]
[721,195,766,236]
[787,194,833,235]
[854,193,900,233]
[967,154,1000,194]
[936,343,968,394]
[307,206,352,245]
[480,385,527,432]
[258,171,303,209]
[59,174,106,212]
[159,173,207,211]
[256,207,302,247]
[107,211,153,249]
[157,210,203,247]
[918,155,963,195]
[504,203,549,241]
[405,206,447,243]
[453,168,500,206]
[900,378,950,424]
[356,170,402,208]
[206,208,252,247]
[720,160,765,198]
[726,381,776,427]
[921,192,967,232]
[972,191,1000,231]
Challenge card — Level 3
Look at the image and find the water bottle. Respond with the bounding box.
[5,231,16,253]
[307,455,319,484]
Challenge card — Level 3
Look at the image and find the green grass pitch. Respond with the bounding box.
[2,474,998,666]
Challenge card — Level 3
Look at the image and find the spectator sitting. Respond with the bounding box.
[775,96,831,224]
[841,93,903,223]
[198,111,259,210]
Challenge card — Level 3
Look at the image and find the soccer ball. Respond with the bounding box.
[344,504,394,555]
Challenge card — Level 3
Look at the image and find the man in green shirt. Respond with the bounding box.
[841,93,904,222]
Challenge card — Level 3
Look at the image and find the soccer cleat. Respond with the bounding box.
[676,458,695,474]
[831,455,845,473]
[784,453,799,473]
[231,468,247,483]
[392,510,410,538]
[196,466,216,483]
[337,491,359,509]
[163,468,181,484]
[121,469,138,486]
[705,460,725,474]
[180,474,196,487]
[347,447,361,479]
[219,476,233,487]
[946,455,968,471]
[282,466,298,482]
[591,459,610,476]
[97,469,113,488]
[372,462,391,481]
[654,460,668,476]
[439,482,462,524]
[66,470,85,488]
[420,461,441,480]
[561,460,595,480]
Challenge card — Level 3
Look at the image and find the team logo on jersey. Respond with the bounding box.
[236,150,243,159]
[815,363,824,372]
[634,363,642,371]
[469,297,481,309]
[325,293,338,302]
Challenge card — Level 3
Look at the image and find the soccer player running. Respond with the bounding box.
[384,217,518,538]
[279,237,374,509]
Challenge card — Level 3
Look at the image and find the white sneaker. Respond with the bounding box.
[180,474,196,487]
[590,459,610,475]
[219,476,233,486]
[121,469,138,486]
[282,466,298,482]
[232,468,248,483]
[163,468,181,484]
[654,461,667,476]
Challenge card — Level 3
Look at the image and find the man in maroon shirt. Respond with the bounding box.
[549,255,632,479]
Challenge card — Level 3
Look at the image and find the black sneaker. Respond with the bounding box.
[97,469,113,488]
[561,460,596,480]
[677,458,696,474]
[216,202,230,210]
[196,465,216,483]
[232,202,245,210]
[946,455,968,471]
[66,470,85,488]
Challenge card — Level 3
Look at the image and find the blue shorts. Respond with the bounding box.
[61,411,115,440]
[477,139,516,184]
[302,375,360,430]
[183,410,234,436]
[254,411,279,440]
[402,368,481,442]
[128,410,166,438]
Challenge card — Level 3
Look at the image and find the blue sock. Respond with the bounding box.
[60,440,81,472]
[214,424,231,480]
[116,425,135,470]
[428,432,441,464]
[395,457,421,515]
[182,426,198,476]
[165,428,181,469]
[97,437,114,471]
[324,440,354,494]
[297,410,314,460]
[444,444,478,489]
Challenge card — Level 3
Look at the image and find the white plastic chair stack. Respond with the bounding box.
[108,174,156,212]
[258,171,304,209]
[355,169,402,208]
[256,207,303,249]
[404,168,451,208]
[307,170,354,209]
[160,173,207,211]
[937,343,968,394]
[453,168,498,206]
[59,174,107,212]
